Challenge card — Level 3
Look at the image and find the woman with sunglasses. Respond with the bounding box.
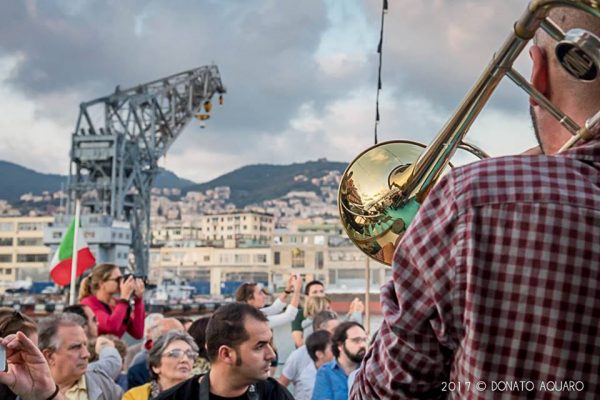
[123,331,198,400]
[80,263,145,339]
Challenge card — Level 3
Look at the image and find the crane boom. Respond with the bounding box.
[67,65,225,274]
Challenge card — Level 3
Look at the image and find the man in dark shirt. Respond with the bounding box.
[157,303,293,400]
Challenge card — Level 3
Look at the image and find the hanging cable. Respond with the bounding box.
[374,0,388,145]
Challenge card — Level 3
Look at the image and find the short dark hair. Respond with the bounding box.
[235,282,258,302]
[306,330,332,362]
[0,308,37,337]
[187,316,211,359]
[304,280,324,296]
[206,303,268,362]
[63,304,88,321]
[331,321,364,359]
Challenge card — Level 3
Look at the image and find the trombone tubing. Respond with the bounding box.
[412,0,600,196]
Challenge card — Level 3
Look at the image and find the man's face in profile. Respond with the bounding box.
[231,317,276,384]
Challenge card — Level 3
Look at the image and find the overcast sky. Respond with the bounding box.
[0,0,537,183]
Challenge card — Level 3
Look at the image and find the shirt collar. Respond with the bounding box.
[65,374,87,396]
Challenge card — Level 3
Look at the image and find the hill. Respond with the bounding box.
[0,161,66,202]
[184,159,347,207]
[0,161,196,202]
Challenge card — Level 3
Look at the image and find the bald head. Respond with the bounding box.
[150,318,184,341]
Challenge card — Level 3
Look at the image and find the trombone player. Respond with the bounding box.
[351,5,600,399]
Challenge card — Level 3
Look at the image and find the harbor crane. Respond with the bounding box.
[66,65,226,275]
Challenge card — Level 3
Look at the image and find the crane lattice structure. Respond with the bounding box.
[67,65,226,275]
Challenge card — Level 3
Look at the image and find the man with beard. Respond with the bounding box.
[312,322,367,400]
[156,302,293,400]
[351,5,600,400]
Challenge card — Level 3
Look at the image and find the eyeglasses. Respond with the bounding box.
[163,349,198,361]
[346,336,369,345]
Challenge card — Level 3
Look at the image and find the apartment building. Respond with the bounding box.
[272,223,390,293]
[0,216,54,284]
[149,244,273,295]
[148,219,390,296]
[152,211,275,247]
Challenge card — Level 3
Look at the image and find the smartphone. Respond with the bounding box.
[0,343,6,372]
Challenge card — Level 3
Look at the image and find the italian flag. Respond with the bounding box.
[49,219,96,286]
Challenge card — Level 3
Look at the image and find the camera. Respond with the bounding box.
[121,274,147,284]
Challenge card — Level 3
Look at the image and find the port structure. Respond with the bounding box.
[66,65,226,275]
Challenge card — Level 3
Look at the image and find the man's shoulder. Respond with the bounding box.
[287,345,307,362]
[85,368,124,399]
[255,377,294,399]
[445,154,585,208]
[320,359,337,372]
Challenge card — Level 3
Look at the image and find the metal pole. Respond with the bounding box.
[364,257,371,334]
[69,199,81,305]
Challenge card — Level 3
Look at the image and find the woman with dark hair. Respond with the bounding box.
[79,263,145,339]
[187,316,211,375]
[235,273,303,328]
[122,331,198,400]
[0,308,40,400]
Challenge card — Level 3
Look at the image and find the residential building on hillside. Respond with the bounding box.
[147,219,389,296]
[151,210,274,248]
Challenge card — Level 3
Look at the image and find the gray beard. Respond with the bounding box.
[530,105,545,154]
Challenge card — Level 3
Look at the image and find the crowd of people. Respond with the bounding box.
[0,5,598,400]
[0,265,367,400]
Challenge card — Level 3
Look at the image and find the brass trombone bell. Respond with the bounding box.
[338,0,600,266]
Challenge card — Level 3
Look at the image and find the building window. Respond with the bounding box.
[315,251,324,270]
[274,251,280,265]
[53,232,63,239]
[291,248,304,268]
[0,238,13,246]
[17,223,43,231]
[0,223,14,231]
[16,254,48,262]
[235,254,250,263]
[17,238,43,246]
[0,254,12,263]
[254,254,267,263]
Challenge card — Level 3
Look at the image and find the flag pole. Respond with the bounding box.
[69,199,81,306]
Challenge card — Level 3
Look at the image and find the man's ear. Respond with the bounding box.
[218,345,237,365]
[42,348,54,365]
[315,350,324,362]
[529,45,549,106]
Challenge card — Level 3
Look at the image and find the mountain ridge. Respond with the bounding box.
[0,159,348,207]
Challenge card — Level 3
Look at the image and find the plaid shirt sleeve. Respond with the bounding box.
[351,169,462,399]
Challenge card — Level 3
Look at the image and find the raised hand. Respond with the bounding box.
[0,332,60,400]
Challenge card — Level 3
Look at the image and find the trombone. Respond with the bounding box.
[338,0,600,265]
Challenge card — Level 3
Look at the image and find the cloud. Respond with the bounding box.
[0,0,543,184]
[0,54,73,174]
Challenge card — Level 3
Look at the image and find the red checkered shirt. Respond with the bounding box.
[350,139,600,399]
